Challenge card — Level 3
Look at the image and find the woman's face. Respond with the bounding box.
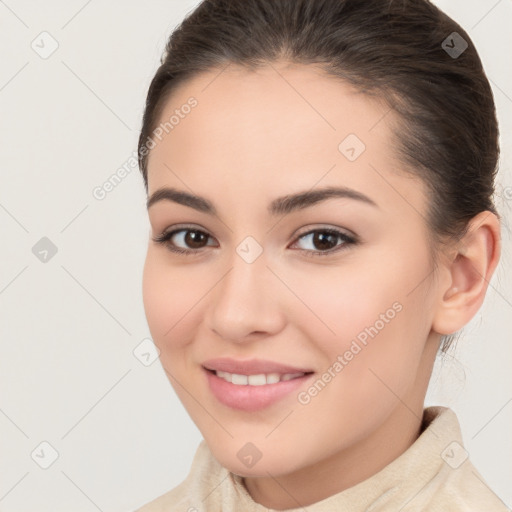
[142,62,443,479]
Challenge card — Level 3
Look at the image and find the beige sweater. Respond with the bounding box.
[135,407,509,511]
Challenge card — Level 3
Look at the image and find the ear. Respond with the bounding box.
[431,211,501,336]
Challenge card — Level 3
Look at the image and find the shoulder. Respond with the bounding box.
[133,440,224,512]
[416,463,510,511]
[409,407,509,511]
[427,459,509,511]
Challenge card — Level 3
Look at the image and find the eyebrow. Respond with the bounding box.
[146,186,378,215]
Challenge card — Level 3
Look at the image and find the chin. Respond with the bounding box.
[209,445,303,478]
[222,459,286,478]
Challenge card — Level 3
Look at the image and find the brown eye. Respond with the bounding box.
[183,230,209,249]
[291,228,357,256]
[311,231,339,251]
[152,227,217,255]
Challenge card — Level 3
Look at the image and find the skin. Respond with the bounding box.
[142,61,501,509]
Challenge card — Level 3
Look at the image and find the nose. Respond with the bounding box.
[204,251,286,343]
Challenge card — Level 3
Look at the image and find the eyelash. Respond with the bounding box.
[152,224,358,258]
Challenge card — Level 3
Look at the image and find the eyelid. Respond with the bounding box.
[291,224,357,241]
[156,223,214,239]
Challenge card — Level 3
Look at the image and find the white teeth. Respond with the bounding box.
[216,370,231,383]
[266,373,281,384]
[214,370,306,385]
[248,374,267,386]
[231,373,248,385]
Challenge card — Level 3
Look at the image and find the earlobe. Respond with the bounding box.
[432,211,501,336]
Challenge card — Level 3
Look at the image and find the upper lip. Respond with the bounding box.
[202,357,314,375]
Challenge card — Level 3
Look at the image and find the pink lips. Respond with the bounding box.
[202,357,314,412]
[202,357,313,375]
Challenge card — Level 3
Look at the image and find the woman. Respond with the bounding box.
[135,0,507,509]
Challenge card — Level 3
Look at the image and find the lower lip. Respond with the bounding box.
[204,368,314,412]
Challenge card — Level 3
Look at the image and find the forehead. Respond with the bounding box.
[151,62,392,157]
[146,62,425,218]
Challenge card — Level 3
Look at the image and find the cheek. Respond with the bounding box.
[283,260,403,346]
[288,240,432,344]
[287,248,431,401]
[142,250,203,355]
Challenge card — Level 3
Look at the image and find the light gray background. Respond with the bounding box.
[0,1,510,511]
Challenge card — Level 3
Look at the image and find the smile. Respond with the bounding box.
[201,359,315,411]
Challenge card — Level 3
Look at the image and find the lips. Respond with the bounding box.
[202,357,315,411]
[202,357,313,375]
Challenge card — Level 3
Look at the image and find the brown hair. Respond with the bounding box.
[138,0,500,352]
